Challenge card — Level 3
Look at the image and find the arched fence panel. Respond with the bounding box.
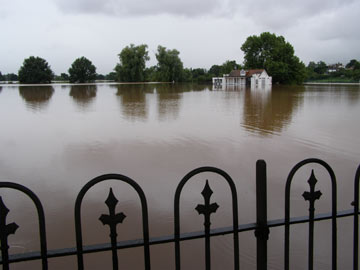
[284,158,337,270]
[0,160,359,270]
[74,174,151,270]
[174,166,239,270]
[0,182,48,270]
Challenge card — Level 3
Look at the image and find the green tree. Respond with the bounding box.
[190,68,212,83]
[208,65,222,77]
[115,44,149,82]
[346,59,360,69]
[105,72,117,81]
[353,70,360,81]
[68,57,96,83]
[182,68,193,82]
[18,56,53,83]
[154,45,184,82]
[306,61,317,80]
[60,73,69,81]
[0,71,4,81]
[221,60,242,74]
[241,32,306,84]
[96,74,105,80]
[144,66,157,82]
[4,73,18,81]
[313,61,327,74]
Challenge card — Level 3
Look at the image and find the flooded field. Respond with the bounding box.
[0,83,360,269]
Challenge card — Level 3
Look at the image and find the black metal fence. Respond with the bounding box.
[1,158,359,269]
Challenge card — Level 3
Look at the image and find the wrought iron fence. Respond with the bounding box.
[0,158,359,270]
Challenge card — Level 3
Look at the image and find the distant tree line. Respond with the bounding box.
[1,32,358,84]
[0,48,244,84]
[0,72,18,81]
[305,59,360,82]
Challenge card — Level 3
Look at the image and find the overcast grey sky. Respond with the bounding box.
[1,0,360,74]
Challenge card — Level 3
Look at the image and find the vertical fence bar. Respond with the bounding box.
[354,165,360,270]
[308,192,315,270]
[255,160,269,270]
[195,181,219,270]
[303,171,322,270]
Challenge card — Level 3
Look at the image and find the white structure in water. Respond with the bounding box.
[212,69,272,87]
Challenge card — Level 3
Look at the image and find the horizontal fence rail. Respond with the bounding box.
[0,159,360,270]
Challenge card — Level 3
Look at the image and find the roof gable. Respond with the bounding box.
[228,70,242,77]
[227,69,268,78]
[246,69,266,77]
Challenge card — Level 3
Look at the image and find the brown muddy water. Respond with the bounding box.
[0,83,360,269]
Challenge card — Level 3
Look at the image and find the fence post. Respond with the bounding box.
[255,160,269,270]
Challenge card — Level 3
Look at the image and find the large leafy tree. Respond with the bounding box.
[241,32,306,84]
[68,57,97,83]
[18,56,54,83]
[208,61,242,78]
[208,65,222,77]
[346,59,360,70]
[115,44,149,82]
[313,61,328,74]
[155,45,184,82]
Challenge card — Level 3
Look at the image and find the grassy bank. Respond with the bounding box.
[305,77,359,83]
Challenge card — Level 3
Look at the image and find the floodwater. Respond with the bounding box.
[0,83,360,269]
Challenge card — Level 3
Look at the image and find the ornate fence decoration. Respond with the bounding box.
[0,158,359,270]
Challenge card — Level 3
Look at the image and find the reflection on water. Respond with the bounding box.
[112,83,209,122]
[156,84,182,121]
[0,86,2,94]
[69,85,97,109]
[304,85,360,106]
[19,86,54,111]
[114,84,155,121]
[212,84,247,91]
[242,85,304,135]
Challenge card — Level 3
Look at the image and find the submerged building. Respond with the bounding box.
[212,69,272,87]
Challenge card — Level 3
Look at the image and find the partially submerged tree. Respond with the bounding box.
[115,44,149,82]
[241,32,306,84]
[68,57,96,83]
[155,45,184,82]
[18,56,53,83]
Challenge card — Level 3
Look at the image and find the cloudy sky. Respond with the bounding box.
[1,0,360,74]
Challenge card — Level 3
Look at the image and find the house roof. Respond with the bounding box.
[246,69,265,77]
[228,69,266,78]
[228,70,243,77]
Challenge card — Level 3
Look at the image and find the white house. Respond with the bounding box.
[213,69,272,87]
